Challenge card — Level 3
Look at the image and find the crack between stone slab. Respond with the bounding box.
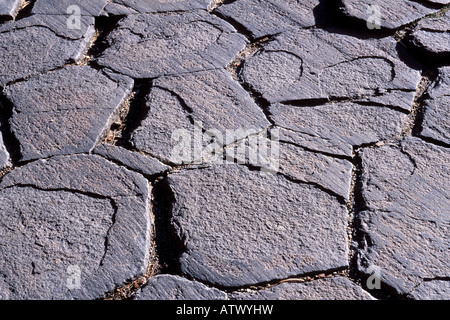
[280,98,411,115]
[102,175,182,300]
[79,15,126,68]
[210,7,258,41]
[341,151,401,300]
[14,0,36,21]
[345,154,411,300]
[229,270,351,295]
[242,162,347,204]
[103,181,160,300]
[154,86,197,127]
[395,3,450,45]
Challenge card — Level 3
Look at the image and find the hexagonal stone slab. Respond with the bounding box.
[168,164,349,287]
[0,154,152,300]
[216,0,320,39]
[0,15,95,86]
[340,0,435,29]
[420,67,450,145]
[4,66,133,161]
[230,277,375,300]
[0,0,23,20]
[408,280,450,300]
[270,102,408,157]
[134,275,227,300]
[242,29,420,109]
[93,144,170,177]
[97,11,246,79]
[410,12,450,56]
[105,0,214,15]
[131,69,270,164]
[32,0,109,16]
[358,137,449,298]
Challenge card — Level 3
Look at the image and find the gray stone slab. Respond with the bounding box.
[0,0,23,20]
[168,164,349,288]
[0,15,95,86]
[420,68,450,145]
[93,144,170,177]
[229,131,353,199]
[408,280,450,300]
[216,0,320,39]
[96,11,246,79]
[104,0,214,15]
[410,12,450,55]
[0,154,152,300]
[279,128,354,158]
[358,137,449,298]
[134,275,227,300]
[0,132,10,169]
[131,69,270,164]
[340,0,435,29]
[269,102,407,157]
[242,29,420,109]
[32,0,109,16]
[230,277,375,300]
[4,66,133,162]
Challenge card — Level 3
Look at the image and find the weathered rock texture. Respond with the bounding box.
[134,275,227,300]
[97,11,246,79]
[0,155,152,300]
[230,277,375,300]
[168,164,349,288]
[358,138,449,299]
[4,66,133,161]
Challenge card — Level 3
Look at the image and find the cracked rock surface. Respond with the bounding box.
[0,0,448,301]
[358,137,449,297]
[420,67,450,145]
[4,66,133,161]
[0,155,151,299]
[409,11,450,56]
[97,11,246,78]
[230,277,375,300]
[104,0,214,15]
[133,275,227,300]
[0,0,23,20]
[130,69,270,164]
[340,0,436,29]
[168,164,349,287]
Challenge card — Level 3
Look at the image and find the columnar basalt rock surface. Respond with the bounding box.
[230,277,375,300]
[0,155,152,299]
[419,67,450,145]
[358,138,449,297]
[0,0,448,301]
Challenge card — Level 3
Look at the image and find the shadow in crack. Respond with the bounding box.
[151,176,184,275]
[313,0,395,39]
